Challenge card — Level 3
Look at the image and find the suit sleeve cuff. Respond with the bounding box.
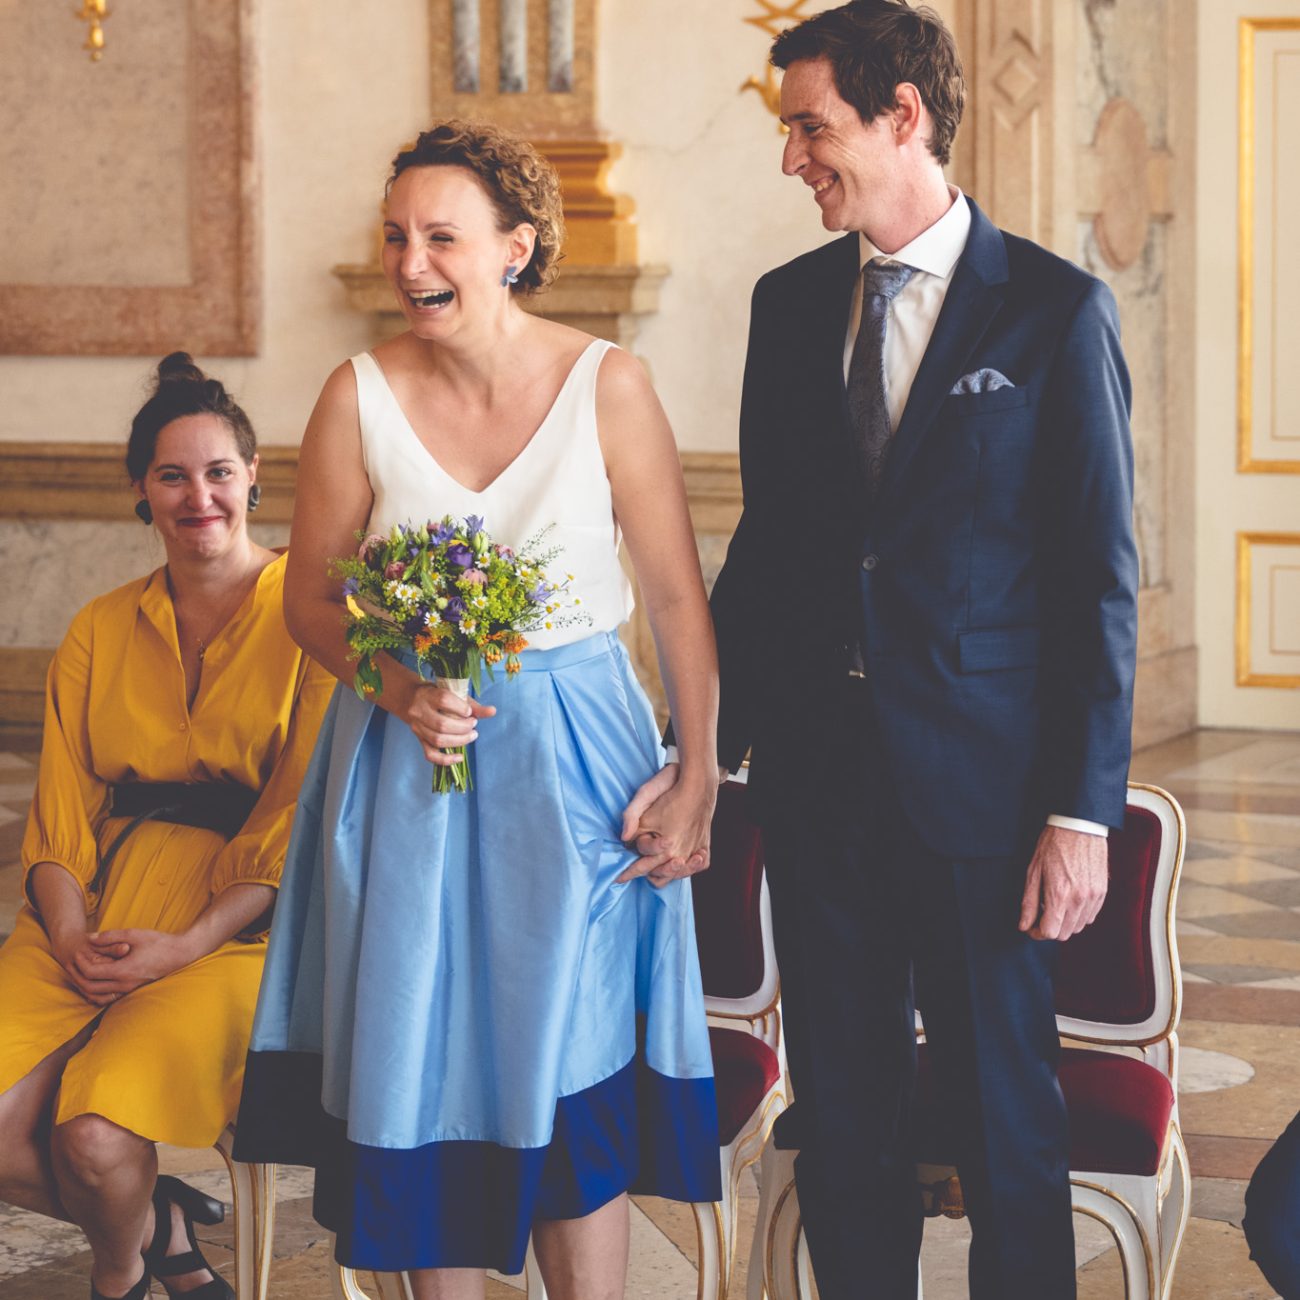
[1046,814,1109,837]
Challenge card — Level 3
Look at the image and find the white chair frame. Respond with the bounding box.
[214,1125,276,1300]
[750,782,1190,1300]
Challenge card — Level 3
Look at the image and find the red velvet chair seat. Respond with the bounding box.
[710,1026,781,1146]
[914,1046,1174,1177]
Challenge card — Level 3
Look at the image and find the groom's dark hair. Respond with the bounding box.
[771,0,965,167]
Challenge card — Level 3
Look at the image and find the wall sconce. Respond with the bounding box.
[75,0,110,62]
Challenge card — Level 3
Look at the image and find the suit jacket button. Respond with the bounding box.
[861,554,879,572]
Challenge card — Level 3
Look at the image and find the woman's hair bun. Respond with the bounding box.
[156,351,206,385]
[126,353,258,483]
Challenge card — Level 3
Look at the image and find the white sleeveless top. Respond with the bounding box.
[350,338,633,652]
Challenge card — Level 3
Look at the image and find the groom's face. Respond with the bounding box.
[780,56,898,236]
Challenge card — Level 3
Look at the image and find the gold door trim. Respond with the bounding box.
[1238,18,1300,474]
[1236,530,1300,686]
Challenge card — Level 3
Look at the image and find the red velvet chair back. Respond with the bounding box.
[691,780,767,1002]
[1055,803,1165,1026]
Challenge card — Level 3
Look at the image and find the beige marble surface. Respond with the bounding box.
[0,0,191,288]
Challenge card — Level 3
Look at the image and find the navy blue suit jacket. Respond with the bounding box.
[710,200,1139,859]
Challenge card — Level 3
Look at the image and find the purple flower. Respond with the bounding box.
[342,576,360,597]
[402,613,426,636]
[447,543,474,568]
[444,596,465,623]
[464,514,485,537]
[530,582,551,604]
[430,520,456,544]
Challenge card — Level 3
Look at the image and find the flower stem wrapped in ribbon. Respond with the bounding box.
[332,515,587,793]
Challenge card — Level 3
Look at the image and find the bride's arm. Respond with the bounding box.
[596,347,719,883]
[284,363,492,766]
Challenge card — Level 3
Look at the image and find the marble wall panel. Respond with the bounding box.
[0,0,191,288]
[0,521,289,649]
[1077,0,1170,148]
[1076,0,1174,597]
[1079,220,1169,589]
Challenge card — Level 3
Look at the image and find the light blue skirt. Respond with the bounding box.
[235,632,720,1271]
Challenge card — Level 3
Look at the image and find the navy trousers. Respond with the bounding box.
[1245,1109,1300,1298]
[759,682,1075,1299]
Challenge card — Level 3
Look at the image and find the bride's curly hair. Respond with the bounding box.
[388,121,566,295]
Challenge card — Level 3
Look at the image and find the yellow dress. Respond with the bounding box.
[0,553,333,1147]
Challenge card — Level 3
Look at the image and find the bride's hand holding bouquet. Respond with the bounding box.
[331,514,585,792]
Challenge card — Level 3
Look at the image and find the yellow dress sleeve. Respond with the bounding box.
[207,656,335,902]
[20,604,110,911]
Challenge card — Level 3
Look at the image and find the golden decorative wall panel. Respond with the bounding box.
[1237,532,1300,688]
[1238,18,1300,474]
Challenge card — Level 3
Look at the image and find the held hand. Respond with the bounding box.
[616,767,718,888]
[1018,825,1109,941]
[403,682,497,767]
[77,928,197,999]
[50,926,131,1005]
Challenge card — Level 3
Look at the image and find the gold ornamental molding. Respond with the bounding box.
[739,1,816,124]
[1238,18,1300,474]
[1236,531,1300,688]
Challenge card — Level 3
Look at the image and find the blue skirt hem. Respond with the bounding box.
[234,1047,722,1273]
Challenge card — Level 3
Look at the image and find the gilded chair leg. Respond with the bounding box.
[692,1199,727,1300]
[1070,1181,1155,1300]
[214,1126,276,1300]
[1157,1128,1191,1298]
[334,1258,371,1300]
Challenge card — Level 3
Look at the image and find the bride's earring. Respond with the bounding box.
[501,265,519,287]
[134,499,153,525]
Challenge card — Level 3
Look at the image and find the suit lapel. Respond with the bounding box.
[796,235,864,513]
[877,201,1009,504]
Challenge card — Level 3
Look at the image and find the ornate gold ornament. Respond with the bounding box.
[75,0,110,62]
[740,0,815,128]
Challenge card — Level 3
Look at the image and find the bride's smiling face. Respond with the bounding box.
[381,165,535,339]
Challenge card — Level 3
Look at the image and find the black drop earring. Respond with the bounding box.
[247,484,262,512]
[134,499,154,525]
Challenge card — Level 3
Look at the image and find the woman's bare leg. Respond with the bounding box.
[51,1112,155,1297]
[531,1193,630,1300]
[407,1268,486,1299]
[0,1022,96,1219]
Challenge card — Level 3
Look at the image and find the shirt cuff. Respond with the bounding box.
[664,745,679,764]
[1046,814,1109,837]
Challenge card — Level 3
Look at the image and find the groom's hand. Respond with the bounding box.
[1018,824,1108,941]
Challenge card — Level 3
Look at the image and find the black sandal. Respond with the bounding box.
[144,1175,235,1299]
[90,1262,150,1300]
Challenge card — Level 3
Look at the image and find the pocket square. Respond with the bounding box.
[950,368,1014,395]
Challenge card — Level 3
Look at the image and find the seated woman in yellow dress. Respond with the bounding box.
[0,353,333,1300]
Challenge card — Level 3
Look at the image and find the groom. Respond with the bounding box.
[656,2,1138,1296]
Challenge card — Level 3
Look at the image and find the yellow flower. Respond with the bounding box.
[346,594,365,620]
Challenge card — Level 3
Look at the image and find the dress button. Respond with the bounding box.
[861,554,879,572]
[179,722,188,731]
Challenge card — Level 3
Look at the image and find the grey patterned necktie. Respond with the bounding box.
[847,259,915,495]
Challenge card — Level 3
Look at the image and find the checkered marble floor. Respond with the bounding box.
[1,728,1297,1298]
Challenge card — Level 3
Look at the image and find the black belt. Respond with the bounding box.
[92,781,259,897]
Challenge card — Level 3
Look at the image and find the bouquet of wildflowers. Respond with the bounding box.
[332,514,584,793]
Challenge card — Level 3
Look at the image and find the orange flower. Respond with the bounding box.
[413,634,434,653]
[506,659,522,675]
